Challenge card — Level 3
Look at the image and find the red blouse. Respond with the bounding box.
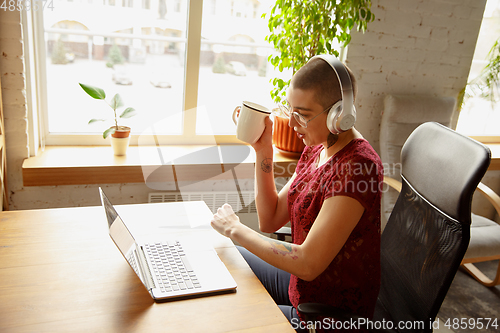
[287,139,383,320]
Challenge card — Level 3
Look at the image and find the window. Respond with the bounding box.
[117,0,132,7]
[26,0,279,147]
[197,0,277,136]
[457,0,500,142]
[174,0,182,13]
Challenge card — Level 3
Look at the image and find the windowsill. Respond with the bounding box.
[21,142,500,187]
[22,145,300,187]
[471,136,500,144]
[486,143,500,171]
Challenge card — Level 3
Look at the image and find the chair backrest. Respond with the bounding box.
[378,122,491,331]
[380,94,456,227]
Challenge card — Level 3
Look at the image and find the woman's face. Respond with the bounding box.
[286,86,332,147]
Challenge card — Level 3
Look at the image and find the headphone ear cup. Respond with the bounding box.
[326,101,343,134]
[338,105,356,132]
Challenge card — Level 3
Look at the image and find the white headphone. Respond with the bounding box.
[309,55,357,134]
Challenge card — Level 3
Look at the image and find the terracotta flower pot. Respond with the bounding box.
[110,126,131,156]
[111,126,131,138]
[272,115,305,158]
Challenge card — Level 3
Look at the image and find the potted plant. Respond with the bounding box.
[271,106,306,158]
[264,0,374,155]
[79,83,136,155]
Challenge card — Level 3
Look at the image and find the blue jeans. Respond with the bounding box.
[236,246,307,333]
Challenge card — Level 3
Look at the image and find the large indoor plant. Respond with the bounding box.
[464,38,500,104]
[264,0,374,156]
[79,83,136,155]
[459,37,500,136]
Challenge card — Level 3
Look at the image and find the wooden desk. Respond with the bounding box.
[0,203,294,332]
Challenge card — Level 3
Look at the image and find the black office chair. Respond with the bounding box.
[295,122,491,332]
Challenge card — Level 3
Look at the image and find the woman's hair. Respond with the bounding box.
[291,57,357,109]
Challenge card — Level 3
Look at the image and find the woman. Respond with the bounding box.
[211,56,383,332]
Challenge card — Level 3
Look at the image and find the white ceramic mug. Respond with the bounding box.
[232,101,271,144]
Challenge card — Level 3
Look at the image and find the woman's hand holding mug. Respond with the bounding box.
[232,101,271,146]
[250,116,273,153]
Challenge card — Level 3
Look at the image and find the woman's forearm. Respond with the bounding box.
[230,223,316,281]
[254,147,281,232]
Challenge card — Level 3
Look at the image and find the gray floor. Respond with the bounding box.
[436,260,500,333]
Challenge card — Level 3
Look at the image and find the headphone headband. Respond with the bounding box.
[309,55,356,134]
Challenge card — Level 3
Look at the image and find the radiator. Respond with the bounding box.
[148,191,264,235]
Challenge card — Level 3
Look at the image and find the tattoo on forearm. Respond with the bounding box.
[327,133,339,148]
[259,234,298,259]
[261,157,273,173]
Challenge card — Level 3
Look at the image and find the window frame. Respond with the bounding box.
[26,0,280,152]
[456,0,500,144]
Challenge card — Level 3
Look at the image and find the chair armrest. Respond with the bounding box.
[476,182,500,217]
[275,177,402,240]
[383,178,500,219]
[275,226,291,235]
[274,226,291,241]
[297,303,362,321]
[383,176,402,193]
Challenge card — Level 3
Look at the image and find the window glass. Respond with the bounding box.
[43,0,188,136]
[457,0,500,137]
[42,0,285,140]
[196,0,280,135]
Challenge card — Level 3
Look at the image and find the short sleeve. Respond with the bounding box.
[323,154,383,211]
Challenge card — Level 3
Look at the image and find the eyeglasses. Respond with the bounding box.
[277,102,333,128]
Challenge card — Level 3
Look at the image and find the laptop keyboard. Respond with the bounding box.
[127,251,140,276]
[144,241,201,293]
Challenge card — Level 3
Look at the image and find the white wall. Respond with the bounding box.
[346,0,499,220]
[346,0,486,150]
[0,0,498,214]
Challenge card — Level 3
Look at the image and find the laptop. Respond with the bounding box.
[99,187,237,301]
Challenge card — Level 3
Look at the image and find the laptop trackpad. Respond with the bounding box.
[188,250,237,290]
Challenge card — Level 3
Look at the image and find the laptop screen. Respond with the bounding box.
[99,188,135,256]
[100,189,119,229]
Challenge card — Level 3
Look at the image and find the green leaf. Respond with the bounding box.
[111,93,124,110]
[103,127,116,139]
[88,118,106,124]
[119,107,136,119]
[79,83,105,100]
[264,0,375,106]
[360,8,367,20]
